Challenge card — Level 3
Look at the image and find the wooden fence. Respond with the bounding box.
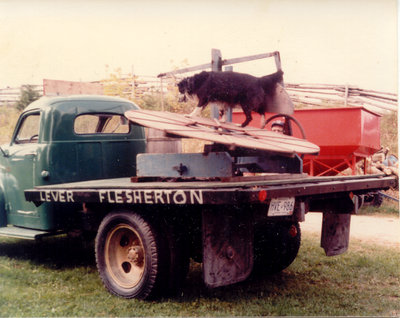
[157,50,397,114]
[0,85,43,105]
[1,78,397,114]
[285,83,397,114]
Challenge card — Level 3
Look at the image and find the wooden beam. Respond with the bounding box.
[157,62,211,78]
[222,51,279,67]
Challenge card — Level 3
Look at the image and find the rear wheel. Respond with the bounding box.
[371,192,383,207]
[253,221,301,274]
[95,211,164,299]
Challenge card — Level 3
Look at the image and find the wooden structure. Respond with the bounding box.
[43,79,103,96]
[125,109,320,156]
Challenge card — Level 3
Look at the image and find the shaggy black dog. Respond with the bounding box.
[177,70,292,127]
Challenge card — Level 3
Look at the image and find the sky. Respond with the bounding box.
[0,0,398,92]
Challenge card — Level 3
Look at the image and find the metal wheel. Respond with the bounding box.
[104,224,145,289]
[95,211,163,299]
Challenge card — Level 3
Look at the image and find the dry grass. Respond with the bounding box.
[0,106,20,144]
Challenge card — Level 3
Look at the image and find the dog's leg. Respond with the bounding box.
[260,114,266,129]
[218,103,229,122]
[189,106,203,117]
[219,108,226,122]
[241,111,252,127]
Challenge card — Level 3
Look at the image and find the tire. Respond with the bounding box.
[95,211,166,299]
[253,221,301,274]
[363,192,383,207]
[371,192,383,207]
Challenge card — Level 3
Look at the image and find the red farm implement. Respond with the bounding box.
[233,107,381,176]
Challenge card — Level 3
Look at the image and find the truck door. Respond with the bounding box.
[3,111,43,228]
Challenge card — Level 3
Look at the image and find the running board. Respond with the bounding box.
[0,226,62,240]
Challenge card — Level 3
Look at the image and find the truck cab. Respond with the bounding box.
[0,95,145,232]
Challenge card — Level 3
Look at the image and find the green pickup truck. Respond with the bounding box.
[0,95,145,232]
[0,95,396,300]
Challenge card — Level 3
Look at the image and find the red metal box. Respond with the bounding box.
[233,107,381,176]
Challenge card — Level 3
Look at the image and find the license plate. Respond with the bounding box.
[268,197,295,216]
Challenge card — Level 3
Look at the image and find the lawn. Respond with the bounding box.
[0,229,399,316]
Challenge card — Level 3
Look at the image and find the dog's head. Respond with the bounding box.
[177,77,191,102]
[177,71,210,102]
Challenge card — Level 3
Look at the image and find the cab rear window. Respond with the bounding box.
[74,114,130,134]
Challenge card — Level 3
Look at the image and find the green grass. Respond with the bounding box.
[359,195,399,217]
[360,203,399,217]
[0,231,399,316]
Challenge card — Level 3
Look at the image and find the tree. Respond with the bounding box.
[101,67,132,99]
[101,62,198,114]
[15,85,41,111]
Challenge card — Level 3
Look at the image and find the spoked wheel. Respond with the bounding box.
[95,211,163,299]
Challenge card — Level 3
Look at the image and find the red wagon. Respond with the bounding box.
[232,107,381,176]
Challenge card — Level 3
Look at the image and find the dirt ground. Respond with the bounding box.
[302,212,400,249]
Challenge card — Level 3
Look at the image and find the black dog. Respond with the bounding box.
[177,70,293,127]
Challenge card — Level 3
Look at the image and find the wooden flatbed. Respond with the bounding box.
[25,173,396,207]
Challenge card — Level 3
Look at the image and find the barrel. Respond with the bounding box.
[146,128,182,153]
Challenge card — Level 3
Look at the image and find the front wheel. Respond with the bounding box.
[95,211,164,299]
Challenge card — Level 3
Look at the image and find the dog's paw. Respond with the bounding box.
[189,107,202,117]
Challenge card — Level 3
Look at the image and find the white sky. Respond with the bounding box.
[0,0,397,92]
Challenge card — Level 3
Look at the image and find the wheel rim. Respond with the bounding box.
[105,224,145,289]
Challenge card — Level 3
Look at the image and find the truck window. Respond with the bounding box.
[14,113,40,144]
[74,114,130,135]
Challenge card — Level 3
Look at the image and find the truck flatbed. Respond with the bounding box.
[25,173,396,206]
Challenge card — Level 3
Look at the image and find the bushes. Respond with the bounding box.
[381,111,398,155]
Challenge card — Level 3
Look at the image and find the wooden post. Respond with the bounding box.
[211,49,222,119]
[211,48,222,71]
[160,77,164,111]
[131,65,135,100]
[274,51,282,71]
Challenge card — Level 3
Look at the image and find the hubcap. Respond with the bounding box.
[105,224,145,288]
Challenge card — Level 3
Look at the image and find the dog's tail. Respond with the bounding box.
[259,70,284,93]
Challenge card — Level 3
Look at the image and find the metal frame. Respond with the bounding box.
[304,153,369,176]
[157,49,281,78]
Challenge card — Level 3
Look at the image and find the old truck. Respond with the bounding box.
[0,95,396,300]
